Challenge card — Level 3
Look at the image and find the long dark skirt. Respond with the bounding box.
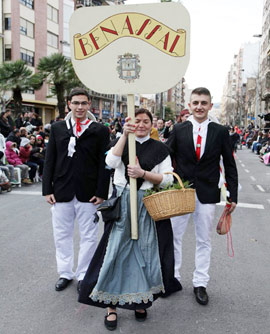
[78,218,181,310]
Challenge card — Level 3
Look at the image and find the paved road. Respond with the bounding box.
[0,146,270,334]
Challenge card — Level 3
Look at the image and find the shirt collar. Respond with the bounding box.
[188,115,210,137]
[136,134,150,144]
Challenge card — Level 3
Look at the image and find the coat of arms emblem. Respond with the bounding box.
[117,53,141,83]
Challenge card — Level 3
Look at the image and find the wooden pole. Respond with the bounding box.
[127,94,138,240]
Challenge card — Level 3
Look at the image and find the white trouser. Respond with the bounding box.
[171,194,216,288]
[51,197,98,281]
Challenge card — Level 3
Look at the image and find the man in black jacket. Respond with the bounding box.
[166,87,238,305]
[43,88,110,292]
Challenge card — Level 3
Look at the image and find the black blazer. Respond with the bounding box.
[166,121,238,204]
[42,120,110,202]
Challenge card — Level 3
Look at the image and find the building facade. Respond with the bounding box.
[259,0,270,117]
[222,42,260,127]
[2,0,66,122]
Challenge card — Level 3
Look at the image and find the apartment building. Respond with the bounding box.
[259,0,270,114]
[73,0,127,121]
[1,0,68,122]
[222,42,260,127]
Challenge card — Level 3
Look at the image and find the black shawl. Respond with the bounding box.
[109,137,170,190]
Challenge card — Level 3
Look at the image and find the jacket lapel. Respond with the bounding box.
[186,122,197,161]
[200,122,214,160]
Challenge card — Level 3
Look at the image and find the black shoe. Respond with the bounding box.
[193,286,209,305]
[55,278,72,291]
[104,312,117,331]
[77,281,82,294]
[135,309,147,322]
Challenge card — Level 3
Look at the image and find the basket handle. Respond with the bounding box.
[164,171,185,190]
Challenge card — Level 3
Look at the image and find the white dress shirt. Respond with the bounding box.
[188,115,211,159]
[105,135,173,190]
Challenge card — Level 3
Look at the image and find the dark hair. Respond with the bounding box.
[135,108,153,123]
[191,87,211,100]
[67,87,90,101]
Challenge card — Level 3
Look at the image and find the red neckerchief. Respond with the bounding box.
[76,118,90,136]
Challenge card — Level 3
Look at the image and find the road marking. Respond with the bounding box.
[241,163,245,167]
[256,185,265,192]
[9,191,42,196]
[238,160,242,163]
[245,169,250,173]
[267,199,270,205]
[250,176,256,181]
[217,201,264,209]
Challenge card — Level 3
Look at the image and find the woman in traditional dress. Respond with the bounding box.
[79,108,181,330]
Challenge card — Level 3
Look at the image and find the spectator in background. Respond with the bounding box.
[6,129,21,148]
[15,112,29,129]
[0,131,19,185]
[0,110,14,138]
[152,116,158,129]
[30,112,43,128]
[229,127,240,153]
[44,124,51,136]
[164,109,191,140]
[177,109,190,123]
[19,127,28,138]
[19,137,38,182]
[5,141,32,184]
[157,118,166,142]
[29,134,45,179]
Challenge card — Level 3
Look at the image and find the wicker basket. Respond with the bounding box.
[143,172,195,221]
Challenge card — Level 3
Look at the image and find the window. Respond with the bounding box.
[20,48,35,66]
[24,88,35,94]
[5,47,11,61]
[266,72,270,89]
[47,5,59,23]
[4,16,11,30]
[20,18,34,38]
[47,31,58,48]
[20,0,34,9]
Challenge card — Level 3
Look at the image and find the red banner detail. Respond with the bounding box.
[89,33,99,50]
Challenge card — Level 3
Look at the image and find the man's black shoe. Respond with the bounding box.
[193,286,209,305]
[77,280,82,294]
[55,278,72,291]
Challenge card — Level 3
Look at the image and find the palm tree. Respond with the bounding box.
[0,60,43,114]
[37,53,83,118]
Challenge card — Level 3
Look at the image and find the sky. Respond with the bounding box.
[125,0,264,103]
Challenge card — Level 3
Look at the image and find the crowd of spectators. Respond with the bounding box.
[229,123,270,166]
[0,109,48,192]
[241,126,270,166]
[2,106,269,192]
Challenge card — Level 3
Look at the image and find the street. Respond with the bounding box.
[0,146,270,334]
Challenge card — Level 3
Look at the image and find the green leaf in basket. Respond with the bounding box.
[143,179,192,197]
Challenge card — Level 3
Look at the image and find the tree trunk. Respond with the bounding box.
[56,84,66,119]
[13,87,23,116]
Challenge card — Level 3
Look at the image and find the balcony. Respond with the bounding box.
[76,0,103,8]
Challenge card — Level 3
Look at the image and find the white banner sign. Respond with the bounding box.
[70,3,190,94]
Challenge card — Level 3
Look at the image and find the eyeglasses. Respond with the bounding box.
[71,101,89,106]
